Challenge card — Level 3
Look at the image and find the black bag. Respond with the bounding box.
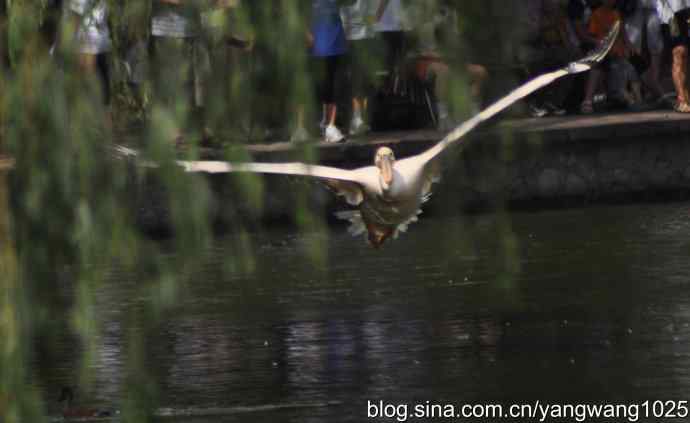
[370,78,437,131]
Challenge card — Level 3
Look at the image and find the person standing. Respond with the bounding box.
[0,0,9,68]
[340,0,377,136]
[66,0,112,122]
[310,0,348,143]
[581,0,639,113]
[202,0,255,139]
[622,0,665,103]
[656,0,690,112]
[150,0,209,142]
[566,0,599,53]
[374,0,411,93]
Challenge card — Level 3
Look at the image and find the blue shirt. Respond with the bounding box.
[311,0,347,57]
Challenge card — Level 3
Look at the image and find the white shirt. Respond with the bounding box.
[656,0,690,23]
[340,0,378,40]
[152,8,197,38]
[69,0,111,54]
[375,0,411,32]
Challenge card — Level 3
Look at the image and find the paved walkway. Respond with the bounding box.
[223,110,690,166]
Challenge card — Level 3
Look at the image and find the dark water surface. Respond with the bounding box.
[39,202,690,421]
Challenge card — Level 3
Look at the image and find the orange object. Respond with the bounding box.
[588,6,625,57]
[415,55,444,80]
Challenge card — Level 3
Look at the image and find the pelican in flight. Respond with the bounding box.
[124,23,619,248]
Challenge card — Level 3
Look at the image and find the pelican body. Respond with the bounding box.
[333,147,439,247]
[122,23,620,248]
[178,145,439,248]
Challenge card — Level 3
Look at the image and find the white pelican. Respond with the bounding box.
[124,23,619,248]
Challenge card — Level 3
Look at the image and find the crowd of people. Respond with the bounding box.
[55,0,491,144]
[521,0,690,116]
[45,0,690,144]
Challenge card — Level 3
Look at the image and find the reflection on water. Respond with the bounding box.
[36,202,690,421]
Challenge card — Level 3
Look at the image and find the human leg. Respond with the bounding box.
[670,9,690,110]
[672,45,689,105]
[466,63,488,101]
[349,39,372,135]
[151,37,193,141]
[644,10,664,99]
[315,56,345,142]
[581,67,602,113]
[319,55,344,143]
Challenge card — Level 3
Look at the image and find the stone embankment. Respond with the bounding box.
[135,110,690,230]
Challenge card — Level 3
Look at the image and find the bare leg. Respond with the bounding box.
[289,104,310,143]
[350,97,369,135]
[326,103,337,126]
[631,81,643,104]
[672,45,689,105]
[323,103,344,142]
[352,97,362,118]
[466,63,488,100]
[429,62,450,104]
[428,62,451,128]
[78,53,97,72]
[582,68,602,105]
[352,97,368,118]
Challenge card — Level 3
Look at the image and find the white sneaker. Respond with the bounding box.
[290,126,311,143]
[349,118,370,136]
[324,125,345,143]
[528,104,548,118]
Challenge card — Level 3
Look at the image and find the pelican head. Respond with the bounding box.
[374,147,395,191]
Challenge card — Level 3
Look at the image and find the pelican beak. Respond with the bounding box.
[379,155,394,188]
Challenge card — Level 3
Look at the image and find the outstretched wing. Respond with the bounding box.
[115,144,363,182]
[416,21,620,165]
[178,160,367,206]
[178,160,357,181]
[114,145,368,205]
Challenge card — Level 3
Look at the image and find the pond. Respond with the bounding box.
[37,201,690,422]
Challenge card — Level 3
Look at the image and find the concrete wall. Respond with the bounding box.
[132,111,690,231]
[436,118,690,210]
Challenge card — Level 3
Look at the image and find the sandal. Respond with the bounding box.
[580,100,593,114]
[674,101,690,113]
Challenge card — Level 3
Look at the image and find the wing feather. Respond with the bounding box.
[334,210,367,237]
[177,160,361,182]
[179,161,367,205]
[416,69,568,164]
[114,145,368,205]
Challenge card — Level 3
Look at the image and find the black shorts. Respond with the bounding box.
[95,53,111,106]
[348,39,376,98]
[669,9,690,48]
[381,30,406,71]
[314,55,344,104]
